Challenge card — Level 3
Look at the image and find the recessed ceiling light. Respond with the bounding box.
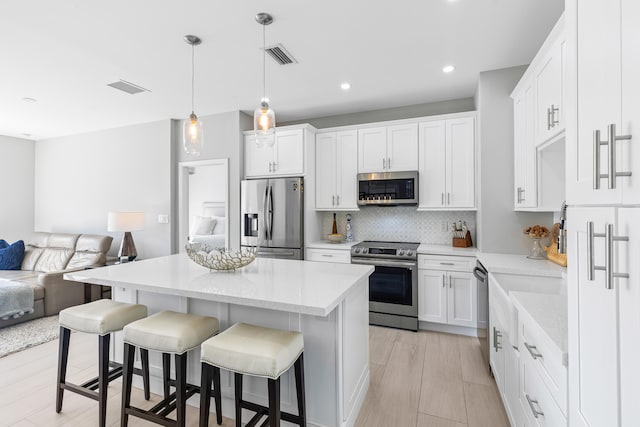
[22,97,37,103]
[340,82,352,90]
[442,65,455,73]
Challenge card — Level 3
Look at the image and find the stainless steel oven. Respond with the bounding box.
[351,241,419,331]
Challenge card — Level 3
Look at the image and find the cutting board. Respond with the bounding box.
[545,223,567,267]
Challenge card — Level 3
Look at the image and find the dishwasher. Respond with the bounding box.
[473,260,489,368]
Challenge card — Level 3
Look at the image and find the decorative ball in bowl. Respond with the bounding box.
[185,243,257,271]
[327,233,346,243]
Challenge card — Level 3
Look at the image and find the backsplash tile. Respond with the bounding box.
[321,207,476,244]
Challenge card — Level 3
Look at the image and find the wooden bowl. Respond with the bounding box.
[327,233,346,243]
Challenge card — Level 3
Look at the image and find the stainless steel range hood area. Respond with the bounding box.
[357,171,418,206]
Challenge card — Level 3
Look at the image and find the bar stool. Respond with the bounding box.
[56,299,149,427]
[121,310,220,427]
[199,322,306,427]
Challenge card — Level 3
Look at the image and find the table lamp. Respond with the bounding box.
[107,212,145,262]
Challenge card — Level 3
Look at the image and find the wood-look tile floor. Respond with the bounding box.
[0,327,508,427]
[355,326,509,427]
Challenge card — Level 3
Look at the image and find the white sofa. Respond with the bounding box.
[0,232,113,328]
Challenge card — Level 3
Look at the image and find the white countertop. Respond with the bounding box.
[510,291,568,366]
[306,240,360,250]
[65,254,373,317]
[477,252,566,277]
[417,243,477,257]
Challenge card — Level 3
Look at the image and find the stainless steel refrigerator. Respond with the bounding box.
[241,177,304,260]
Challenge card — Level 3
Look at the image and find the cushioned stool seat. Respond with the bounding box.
[121,310,220,427]
[199,322,306,427]
[60,299,147,335]
[56,300,149,427]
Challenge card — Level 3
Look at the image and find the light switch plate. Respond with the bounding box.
[158,214,169,224]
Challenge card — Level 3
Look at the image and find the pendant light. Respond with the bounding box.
[254,13,276,146]
[183,35,204,155]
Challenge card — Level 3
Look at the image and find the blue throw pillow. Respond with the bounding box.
[0,239,8,249]
[0,240,25,270]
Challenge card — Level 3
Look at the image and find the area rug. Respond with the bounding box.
[0,315,60,358]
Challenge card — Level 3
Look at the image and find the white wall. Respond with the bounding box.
[35,120,172,259]
[0,135,35,242]
[475,66,553,254]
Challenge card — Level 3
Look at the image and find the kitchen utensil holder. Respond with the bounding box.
[452,231,473,248]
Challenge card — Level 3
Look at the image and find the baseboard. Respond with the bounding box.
[419,321,485,337]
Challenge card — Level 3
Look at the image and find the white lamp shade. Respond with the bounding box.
[108,212,145,232]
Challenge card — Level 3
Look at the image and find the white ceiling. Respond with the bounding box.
[0,0,563,140]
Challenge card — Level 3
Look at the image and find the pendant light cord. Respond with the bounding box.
[262,23,266,101]
[191,43,195,114]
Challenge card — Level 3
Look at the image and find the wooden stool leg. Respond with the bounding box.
[121,343,136,427]
[98,334,110,427]
[175,353,187,427]
[56,326,71,413]
[294,353,306,426]
[234,373,243,427]
[199,363,212,427]
[162,352,171,400]
[213,367,222,425]
[140,348,150,400]
[267,377,281,427]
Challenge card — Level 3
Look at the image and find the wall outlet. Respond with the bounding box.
[441,221,448,232]
[158,214,169,224]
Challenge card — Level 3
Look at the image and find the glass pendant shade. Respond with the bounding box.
[183,112,204,155]
[254,99,276,147]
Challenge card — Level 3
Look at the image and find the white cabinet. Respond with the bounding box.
[418,115,476,210]
[566,0,640,205]
[315,131,358,210]
[568,207,639,426]
[534,38,565,144]
[417,255,477,328]
[358,124,418,173]
[306,247,351,264]
[513,83,537,209]
[489,319,521,427]
[512,15,565,211]
[244,127,309,178]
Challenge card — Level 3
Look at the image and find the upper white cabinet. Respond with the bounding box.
[418,115,476,210]
[315,131,359,210]
[358,124,418,173]
[512,15,566,211]
[566,0,639,206]
[244,126,314,178]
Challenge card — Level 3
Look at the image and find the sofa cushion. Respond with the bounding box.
[0,270,38,281]
[33,248,74,273]
[21,246,44,271]
[26,232,50,248]
[48,233,80,250]
[75,234,113,254]
[7,277,45,300]
[0,240,25,270]
[67,252,105,269]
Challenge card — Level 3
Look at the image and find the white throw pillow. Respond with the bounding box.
[191,216,216,236]
[212,217,226,234]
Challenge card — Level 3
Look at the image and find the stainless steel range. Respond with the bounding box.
[350,241,419,331]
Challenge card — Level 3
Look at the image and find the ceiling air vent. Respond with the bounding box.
[264,44,297,65]
[107,79,151,95]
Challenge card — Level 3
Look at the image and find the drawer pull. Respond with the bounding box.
[524,342,543,360]
[439,262,455,266]
[321,254,333,257]
[525,394,544,418]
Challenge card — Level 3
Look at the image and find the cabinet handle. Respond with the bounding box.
[547,107,552,130]
[449,275,452,288]
[387,157,391,169]
[493,327,502,351]
[332,195,335,206]
[524,342,543,360]
[525,394,544,418]
[272,162,277,172]
[447,193,451,205]
[268,162,272,172]
[442,275,445,288]
[586,221,628,289]
[517,187,524,204]
[383,158,386,169]
[593,124,632,190]
[321,254,333,257]
[441,193,445,205]
[336,195,340,206]
[550,104,559,128]
[440,262,455,266]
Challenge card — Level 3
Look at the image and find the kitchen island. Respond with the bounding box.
[65,254,373,427]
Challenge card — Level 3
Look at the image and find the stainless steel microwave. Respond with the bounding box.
[357,171,418,206]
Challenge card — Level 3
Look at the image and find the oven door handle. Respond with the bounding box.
[473,267,488,283]
[351,258,416,269]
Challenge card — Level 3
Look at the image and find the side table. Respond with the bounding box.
[83,258,118,303]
